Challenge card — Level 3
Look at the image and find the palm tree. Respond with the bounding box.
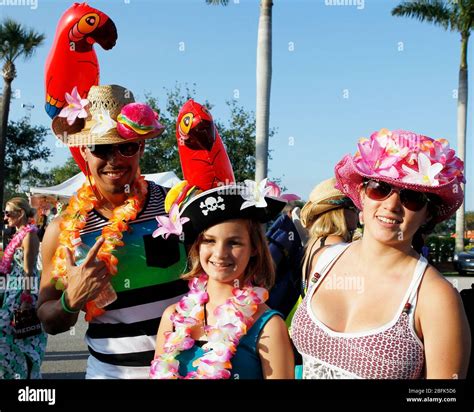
[392,1,474,253]
[0,19,45,210]
[206,0,273,183]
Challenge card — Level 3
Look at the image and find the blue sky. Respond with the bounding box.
[2,0,473,209]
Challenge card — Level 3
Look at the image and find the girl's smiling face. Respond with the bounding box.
[199,219,254,286]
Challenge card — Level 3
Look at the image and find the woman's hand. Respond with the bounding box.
[62,237,111,311]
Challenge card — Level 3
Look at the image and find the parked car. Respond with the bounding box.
[453,250,474,276]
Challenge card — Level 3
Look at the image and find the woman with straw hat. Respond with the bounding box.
[291,129,470,379]
[299,177,359,295]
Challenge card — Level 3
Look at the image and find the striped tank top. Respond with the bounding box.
[291,243,426,379]
[80,181,188,379]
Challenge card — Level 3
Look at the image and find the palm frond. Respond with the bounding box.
[205,0,230,5]
[392,0,452,30]
[0,18,45,62]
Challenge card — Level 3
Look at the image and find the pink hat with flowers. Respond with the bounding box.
[334,128,465,223]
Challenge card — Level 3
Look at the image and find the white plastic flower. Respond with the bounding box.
[240,178,271,210]
[90,109,117,136]
[401,152,443,186]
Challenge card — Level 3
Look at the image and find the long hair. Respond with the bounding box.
[301,207,351,281]
[307,207,350,242]
[182,219,275,290]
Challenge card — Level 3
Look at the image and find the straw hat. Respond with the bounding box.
[334,129,465,223]
[52,84,165,146]
[300,177,352,228]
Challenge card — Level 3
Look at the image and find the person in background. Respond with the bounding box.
[298,177,359,297]
[0,197,47,379]
[266,201,306,319]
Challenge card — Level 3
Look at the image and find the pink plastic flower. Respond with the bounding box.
[153,203,189,239]
[356,137,399,178]
[58,86,89,125]
[430,139,465,183]
[266,180,301,201]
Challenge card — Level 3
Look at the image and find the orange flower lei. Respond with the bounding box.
[51,175,148,321]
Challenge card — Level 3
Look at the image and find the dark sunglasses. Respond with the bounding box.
[87,142,141,159]
[3,210,18,217]
[363,179,429,212]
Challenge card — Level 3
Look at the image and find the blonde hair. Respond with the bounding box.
[182,219,275,290]
[307,207,350,241]
[301,207,352,281]
[6,197,36,220]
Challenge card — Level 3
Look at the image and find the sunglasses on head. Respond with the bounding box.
[87,142,142,159]
[363,179,429,212]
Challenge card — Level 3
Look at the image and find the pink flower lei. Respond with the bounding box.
[150,273,269,379]
[0,224,38,275]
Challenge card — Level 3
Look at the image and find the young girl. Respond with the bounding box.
[150,182,295,379]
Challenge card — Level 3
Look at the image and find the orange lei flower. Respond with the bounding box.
[51,175,148,321]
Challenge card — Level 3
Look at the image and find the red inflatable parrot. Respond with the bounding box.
[45,2,117,173]
[176,99,235,190]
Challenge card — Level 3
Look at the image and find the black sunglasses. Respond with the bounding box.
[87,142,141,159]
[363,179,429,212]
[3,210,18,217]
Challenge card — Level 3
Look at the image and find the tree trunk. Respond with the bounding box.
[0,61,15,213]
[255,0,272,183]
[455,35,468,253]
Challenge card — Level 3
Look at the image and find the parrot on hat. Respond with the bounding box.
[163,99,235,213]
[176,99,235,190]
[44,2,117,173]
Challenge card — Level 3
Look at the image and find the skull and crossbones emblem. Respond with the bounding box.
[200,196,225,216]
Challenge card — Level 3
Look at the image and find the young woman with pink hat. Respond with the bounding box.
[291,129,471,379]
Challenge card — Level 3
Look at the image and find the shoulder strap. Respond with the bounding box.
[306,243,350,294]
[301,237,329,297]
[406,255,429,306]
[301,241,348,298]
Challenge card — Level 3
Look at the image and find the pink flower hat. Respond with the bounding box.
[334,129,465,223]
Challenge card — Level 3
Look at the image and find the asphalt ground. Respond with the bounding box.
[41,314,88,379]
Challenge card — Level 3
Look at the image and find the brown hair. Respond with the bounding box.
[6,197,36,219]
[182,219,275,290]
